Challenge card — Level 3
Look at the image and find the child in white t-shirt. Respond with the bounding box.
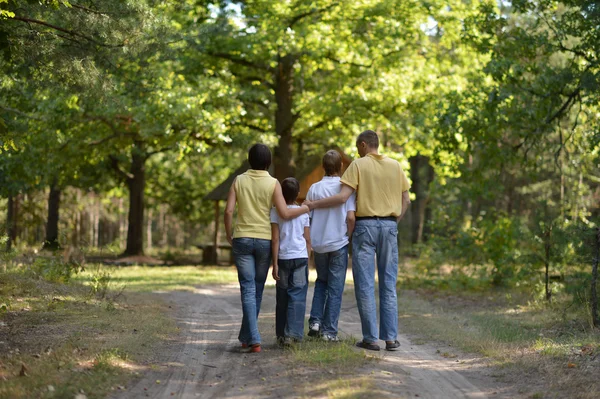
[270,177,311,345]
[307,150,356,341]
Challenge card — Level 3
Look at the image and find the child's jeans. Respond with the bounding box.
[308,245,349,336]
[232,238,271,346]
[276,258,309,340]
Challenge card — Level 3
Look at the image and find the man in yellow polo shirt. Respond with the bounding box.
[305,130,410,351]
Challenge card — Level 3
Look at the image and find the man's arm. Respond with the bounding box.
[397,190,411,222]
[271,223,280,281]
[304,184,354,210]
[273,181,309,219]
[224,179,237,245]
[346,211,356,237]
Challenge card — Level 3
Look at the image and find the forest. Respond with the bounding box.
[0,1,599,398]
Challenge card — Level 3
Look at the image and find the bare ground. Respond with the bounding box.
[113,285,522,399]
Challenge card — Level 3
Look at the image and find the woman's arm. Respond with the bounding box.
[272,181,309,219]
[271,223,280,281]
[224,179,237,245]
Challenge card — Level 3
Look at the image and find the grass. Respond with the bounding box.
[74,264,240,292]
[289,337,374,371]
[0,268,174,399]
[397,288,600,398]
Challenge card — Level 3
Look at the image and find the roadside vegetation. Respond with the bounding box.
[398,264,600,399]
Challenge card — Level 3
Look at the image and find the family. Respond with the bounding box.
[224,130,411,353]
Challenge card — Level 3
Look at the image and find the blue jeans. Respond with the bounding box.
[352,219,399,343]
[275,258,308,340]
[232,238,271,345]
[309,245,349,336]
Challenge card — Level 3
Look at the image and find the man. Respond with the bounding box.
[304,130,410,351]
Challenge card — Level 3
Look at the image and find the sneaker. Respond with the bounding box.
[282,337,294,347]
[355,340,380,351]
[241,343,248,349]
[308,322,320,337]
[321,334,340,342]
[385,340,401,351]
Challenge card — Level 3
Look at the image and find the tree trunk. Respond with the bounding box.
[123,142,146,256]
[409,154,434,244]
[592,228,599,328]
[146,208,153,252]
[6,195,15,251]
[273,54,297,181]
[544,226,552,302]
[42,183,61,251]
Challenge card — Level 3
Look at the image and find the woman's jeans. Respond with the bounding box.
[352,219,399,343]
[275,258,309,340]
[232,238,271,345]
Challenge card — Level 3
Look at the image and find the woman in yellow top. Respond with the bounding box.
[225,144,309,353]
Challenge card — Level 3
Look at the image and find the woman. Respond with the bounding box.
[224,143,309,353]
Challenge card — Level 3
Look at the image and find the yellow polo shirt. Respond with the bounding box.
[340,153,410,217]
[233,169,277,240]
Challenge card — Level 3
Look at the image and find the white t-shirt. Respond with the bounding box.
[307,176,356,253]
[270,205,310,260]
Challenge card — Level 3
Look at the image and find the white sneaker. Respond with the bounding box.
[322,334,340,342]
[308,322,320,337]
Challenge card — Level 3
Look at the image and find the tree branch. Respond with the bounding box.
[11,16,124,48]
[288,2,339,29]
[109,155,134,181]
[206,51,270,71]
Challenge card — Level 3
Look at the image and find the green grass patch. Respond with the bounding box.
[289,338,375,371]
[75,265,239,292]
[0,268,174,399]
[397,289,600,398]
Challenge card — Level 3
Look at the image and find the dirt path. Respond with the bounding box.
[114,285,519,399]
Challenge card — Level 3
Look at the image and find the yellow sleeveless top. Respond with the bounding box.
[233,169,277,240]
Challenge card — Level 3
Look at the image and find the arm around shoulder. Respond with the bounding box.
[273,181,309,219]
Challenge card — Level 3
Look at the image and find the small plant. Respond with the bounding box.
[89,267,113,299]
[29,255,84,283]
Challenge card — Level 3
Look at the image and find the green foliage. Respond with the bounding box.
[29,256,84,283]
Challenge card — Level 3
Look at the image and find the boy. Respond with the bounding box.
[307,150,356,341]
[270,177,311,345]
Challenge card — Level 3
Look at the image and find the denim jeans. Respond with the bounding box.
[352,219,399,343]
[309,245,349,336]
[275,258,308,340]
[232,237,271,345]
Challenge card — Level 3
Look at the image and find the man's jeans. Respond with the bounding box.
[309,245,349,336]
[276,258,309,340]
[232,238,271,345]
[352,219,399,343]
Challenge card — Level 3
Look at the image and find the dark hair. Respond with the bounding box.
[248,143,271,170]
[281,177,300,205]
[356,130,379,149]
[322,150,342,176]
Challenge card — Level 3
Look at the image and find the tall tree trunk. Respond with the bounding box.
[591,228,599,328]
[273,54,297,181]
[146,208,153,252]
[123,142,146,256]
[42,183,61,251]
[409,154,434,244]
[6,195,15,251]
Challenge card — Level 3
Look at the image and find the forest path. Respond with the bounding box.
[112,284,518,399]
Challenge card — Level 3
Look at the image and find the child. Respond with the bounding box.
[307,150,356,341]
[225,144,309,353]
[270,177,311,345]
